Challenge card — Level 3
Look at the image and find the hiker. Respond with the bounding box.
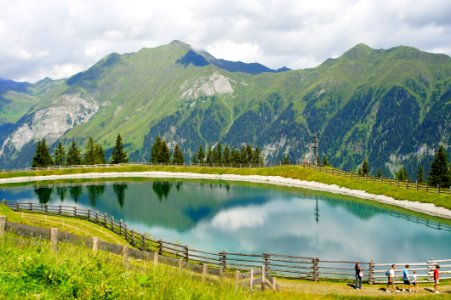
[402,264,411,292]
[412,270,418,293]
[434,265,440,294]
[355,262,363,289]
[386,264,397,293]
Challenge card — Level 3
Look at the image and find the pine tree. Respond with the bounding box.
[151,136,162,163]
[246,144,253,163]
[362,158,369,175]
[110,134,128,164]
[95,144,105,164]
[417,164,424,183]
[223,145,231,164]
[159,140,170,163]
[240,146,247,163]
[66,140,82,166]
[205,146,212,164]
[172,144,184,165]
[53,142,66,166]
[428,145,451,187]
[396,166,408,181]
[231,149,240,165]
[252,147,261,165]
[32,139,53,167]
[212,143,223,164]
[322,156,329,166]
[83,137,97,165]
[197,145,205,163]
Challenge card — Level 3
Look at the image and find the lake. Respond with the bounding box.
[1,179,450,262]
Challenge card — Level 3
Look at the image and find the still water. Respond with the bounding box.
[1,180,450,262]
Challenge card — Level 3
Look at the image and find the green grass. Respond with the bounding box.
[1,232,449,299]
[0,165,450,210]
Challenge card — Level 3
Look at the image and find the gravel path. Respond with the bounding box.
[1,171,450,219]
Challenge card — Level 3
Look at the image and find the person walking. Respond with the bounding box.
[412,270,418,293]
[403,264,412,292]
[355,262,363,289]
[434,265,440,294]
[386,264,397,293]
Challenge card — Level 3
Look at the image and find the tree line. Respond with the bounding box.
[32,134,128,167]
[355,145,451,187]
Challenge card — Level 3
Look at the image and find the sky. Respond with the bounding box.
[1,0,450,82]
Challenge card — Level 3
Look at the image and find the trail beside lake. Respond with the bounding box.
[1,171,450,219]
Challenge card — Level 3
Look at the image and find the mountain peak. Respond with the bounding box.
[169,40,192,49]
[342,43,375,59]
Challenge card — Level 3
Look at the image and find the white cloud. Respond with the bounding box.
[0,0,450,82]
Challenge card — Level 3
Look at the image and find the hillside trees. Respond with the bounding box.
[151,136,170,164]
[83,137,105,165]
[396,166,408,181]
[32,139,53,167]
[53,142,66,166]
[428,145,451,187]
[67,141,82,166]
[191,143,262,165]
[172,144,184,165]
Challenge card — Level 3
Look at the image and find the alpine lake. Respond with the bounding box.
[2,178,450,263]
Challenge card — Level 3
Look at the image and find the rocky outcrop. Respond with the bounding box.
[0,94,98,155]
[180,72,233,100]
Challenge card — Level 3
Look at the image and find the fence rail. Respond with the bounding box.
[0,162,450,195]
[3,201,450,284]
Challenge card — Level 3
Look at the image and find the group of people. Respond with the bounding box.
[354,262,441,293]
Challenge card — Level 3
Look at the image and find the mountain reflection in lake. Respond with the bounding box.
[2,180,451,262]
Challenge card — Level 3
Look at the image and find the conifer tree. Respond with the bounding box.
[212,143,223,164]
[417,164,424,183]
[83,137,97,165]
[322,156,328,166]
[95,144,105,164]
[362,158,369,175]
[111,134,128,164]
[428,145,451,187]
[53,142,66,166]
[396,166,408,181]
[223,145,231,164]
[197,145,205,163]
[246,144,253,163]
[32,138,53,167]
[172,144,184,165]
[205,146,212,164]
[240,146,247,163]
[252,147,262,165]
[282,154,290,165]
[191,153,198,164]
[66,140,82,166]
[151,136,162,163]
[231,149,240,165]
[159,140,170,164]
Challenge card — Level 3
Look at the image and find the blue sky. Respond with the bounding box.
[1,0,450,82]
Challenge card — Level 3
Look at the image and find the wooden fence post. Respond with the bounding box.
[235,270,240,289]
[0,215,5,238]
[74,206,77,217]
[111,216,114,232]
[272,277,277,291]
[250,269,254,291]
[44,204,48,215]
[87,209,91,220]
[263,253,270,271]
[141,234,146,251]
[157,240,163,255]
[437,184,440,193]
[153,252,159,265]
[369,259,374,285]
[219,267,224,280]
[178,259,183,271]
[119,219,123,236]
[312,258,319,281]
[103,213,107,225]
[95,210,99,223]
[50,228,58,252]
[220,251,227,270]
[184,245,189,261]
[261,265,266,290]
[122,246,129,268]
[92,237,98,252]
[58,205,62,215]
[202,264,208,281]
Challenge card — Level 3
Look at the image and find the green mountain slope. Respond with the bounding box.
[0,41,449,179]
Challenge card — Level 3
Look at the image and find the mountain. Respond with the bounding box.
[0,41,450,179]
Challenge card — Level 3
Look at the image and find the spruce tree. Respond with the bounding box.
[66,140,82,166]
[428,145,451,187]
[197,145,205,163]
[53,142,66,166]
[231,149,240,165]
[151,136,162,163]
[83,137,97,165]
[32,139,53,167]
[172,144,184,165]
[223,145,231,164]
[205,146,212,164]
[252,147,262,165]
[322,156,329,166]
[159,140,170,163]
[95,144,105,164]
[246,144,253,163]
[111,134,128,164]
[396,166,408,181]
[240,146,247,163]
[362,158,369,175]
[417,164,424,183]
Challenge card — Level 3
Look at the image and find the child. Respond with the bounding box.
[402,264,411,292]
[434,265,440,294]
[412,270,418,293]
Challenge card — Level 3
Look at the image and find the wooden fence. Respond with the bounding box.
[0,162,449,195]
[3,201,450,285]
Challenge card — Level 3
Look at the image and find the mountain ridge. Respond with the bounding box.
[0,41,449,180]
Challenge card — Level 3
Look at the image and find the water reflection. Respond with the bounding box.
[113,184,128,207]
[56,186,67,202]
[69,186,82,202]
[87,185,105,206]
[34,186,53,204]
[152,181,172,201]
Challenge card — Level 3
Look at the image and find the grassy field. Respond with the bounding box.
[0,164,450,210]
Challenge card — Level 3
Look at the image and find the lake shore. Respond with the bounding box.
[1,171,450,219]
